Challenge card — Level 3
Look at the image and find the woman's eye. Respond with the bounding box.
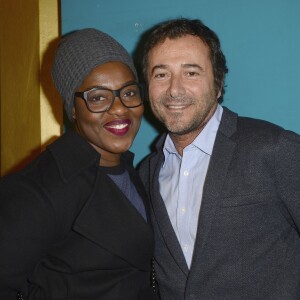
[89,96,105,102]
[123,91,135,97]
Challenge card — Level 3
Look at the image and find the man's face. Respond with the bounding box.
[147,35,220,138]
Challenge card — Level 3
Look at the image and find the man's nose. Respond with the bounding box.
[167,75,185,98]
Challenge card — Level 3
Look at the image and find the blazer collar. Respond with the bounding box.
[189,106,238,276]
[150,106,238,276]
[153,106,237,150]
[218,106,237,138]
[151,134,189,275]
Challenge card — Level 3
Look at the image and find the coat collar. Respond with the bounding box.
[48,131,153,270]
[47,131,135,183]
[73,168,154,270]
[47,131,99,182]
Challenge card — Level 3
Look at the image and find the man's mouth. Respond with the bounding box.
[166,104,188,109]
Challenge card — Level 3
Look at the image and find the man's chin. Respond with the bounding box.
[167,125,189,136]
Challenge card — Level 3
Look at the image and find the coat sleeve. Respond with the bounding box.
[0,174,58,296]
[275,130,300,231]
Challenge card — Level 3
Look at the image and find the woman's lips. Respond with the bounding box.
[104,119,131,136]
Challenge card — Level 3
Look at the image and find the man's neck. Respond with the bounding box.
[170,127,204,156]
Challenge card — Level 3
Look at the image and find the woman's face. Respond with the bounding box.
[73,61,144,166]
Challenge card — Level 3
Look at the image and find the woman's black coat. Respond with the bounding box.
[0,131,155,300]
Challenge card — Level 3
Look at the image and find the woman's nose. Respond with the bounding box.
[107,96,128,115]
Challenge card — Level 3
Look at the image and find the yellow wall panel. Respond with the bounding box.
[0,0,62,176]
[39,0,62,148]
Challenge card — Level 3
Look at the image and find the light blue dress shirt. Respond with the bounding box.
[159,105,223,268]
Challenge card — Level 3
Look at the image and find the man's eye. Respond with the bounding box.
[154,73,167,79]
[187,71,199,77]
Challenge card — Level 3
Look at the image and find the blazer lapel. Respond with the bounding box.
[73,168,154,271]
[190,107,237,273]
[149,138,189,276]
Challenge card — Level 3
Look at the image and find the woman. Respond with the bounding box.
[0,28,156,300]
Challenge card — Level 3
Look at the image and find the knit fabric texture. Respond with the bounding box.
[52,28,137,121]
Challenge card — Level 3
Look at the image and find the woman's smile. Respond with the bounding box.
[104,119,131,136]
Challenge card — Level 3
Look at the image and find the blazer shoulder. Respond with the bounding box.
[221,106,282,139]
[220,107,298,153]
[237,115,283,131]
[234,115,285,143]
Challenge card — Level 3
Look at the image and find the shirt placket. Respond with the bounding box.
[177,152,193,265]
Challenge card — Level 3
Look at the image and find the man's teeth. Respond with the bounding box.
[168,105,186,109]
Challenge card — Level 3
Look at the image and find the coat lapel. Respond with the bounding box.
[189,107,237,273]
[122,152,152,223]
[49,131,154,270]
[149,136,189,276]
[73,168,154,271]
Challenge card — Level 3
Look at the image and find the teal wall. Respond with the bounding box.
[61,0,300,165]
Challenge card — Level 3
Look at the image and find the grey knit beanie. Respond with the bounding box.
[52,28,137,121]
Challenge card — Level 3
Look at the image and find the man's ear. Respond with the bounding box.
[216,81,224,100]
[72,107,76,120]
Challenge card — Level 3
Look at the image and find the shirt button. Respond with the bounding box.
[180,207,186,214]
[183,244,189,252]
[183,170,189,176]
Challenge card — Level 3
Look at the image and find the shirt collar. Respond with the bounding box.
[163,104,223,158]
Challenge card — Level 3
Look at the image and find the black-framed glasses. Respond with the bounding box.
[75,82,143,113]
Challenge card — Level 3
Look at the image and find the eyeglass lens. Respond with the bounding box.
[87,84,142,112]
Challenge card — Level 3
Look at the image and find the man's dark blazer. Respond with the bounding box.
[0,131,155,300]
[139,107,300,300]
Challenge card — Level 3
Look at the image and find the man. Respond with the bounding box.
[139,18,300,300]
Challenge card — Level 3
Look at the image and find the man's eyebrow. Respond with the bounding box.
[150,64,168,75]
[182,63,204,71]
[150,64,204,74]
